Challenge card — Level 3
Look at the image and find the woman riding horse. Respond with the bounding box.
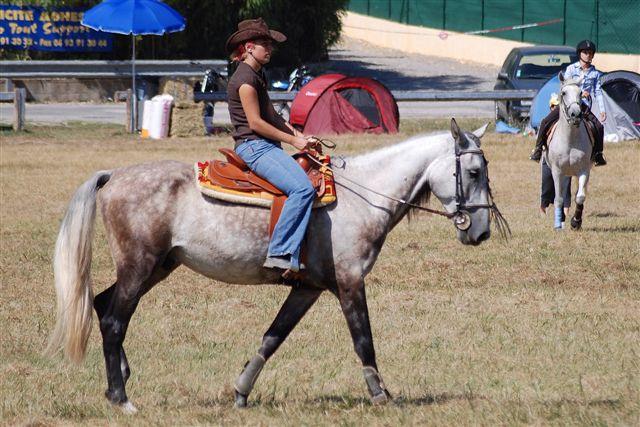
[530,39,607,166]
[226,18,316,273]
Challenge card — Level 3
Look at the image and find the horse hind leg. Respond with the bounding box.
[94,251,179,413]
[94,287,135,387]
[551,169,565,230]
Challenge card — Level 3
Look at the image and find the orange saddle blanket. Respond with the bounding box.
[196,148,337,235]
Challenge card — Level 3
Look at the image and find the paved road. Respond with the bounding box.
[1,37,498,125]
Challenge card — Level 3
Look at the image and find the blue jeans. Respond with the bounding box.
[235,138,315,269]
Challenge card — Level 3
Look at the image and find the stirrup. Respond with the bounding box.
[593,152,607,166]
[529,147,543,161]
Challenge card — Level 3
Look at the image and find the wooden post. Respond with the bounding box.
[125,89,133,133]
[13,88,25,131]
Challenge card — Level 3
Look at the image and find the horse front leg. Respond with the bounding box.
[572,172,589,230]
[338,280,391,405]
[234,286,323,408]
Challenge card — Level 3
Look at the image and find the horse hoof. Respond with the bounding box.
[371,391,389,406]
[571,218,582,230]
[119,401,138,415]
[234,391,248,408]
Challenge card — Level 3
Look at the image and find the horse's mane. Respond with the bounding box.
[345,132,459,223]
[406,180,432,223]
[347,132,450,166]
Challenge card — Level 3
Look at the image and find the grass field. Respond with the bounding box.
[1,120,639,426]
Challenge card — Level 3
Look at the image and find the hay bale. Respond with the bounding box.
[159,77,198,103]
[170,101,205,137]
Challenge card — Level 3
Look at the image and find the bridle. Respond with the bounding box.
[450,144,498,231]
[305,137,511,239]
[560,81,584,126]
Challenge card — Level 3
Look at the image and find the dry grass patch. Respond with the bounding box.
[1,120,639,425]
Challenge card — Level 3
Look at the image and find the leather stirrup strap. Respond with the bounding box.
[269,195,287,237]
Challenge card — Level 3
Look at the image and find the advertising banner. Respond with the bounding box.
[0,4,113,52]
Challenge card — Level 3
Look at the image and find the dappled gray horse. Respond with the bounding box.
[47,119,507,413]
[544,72,593,229]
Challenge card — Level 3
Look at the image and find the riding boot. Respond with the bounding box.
[593,151,607,166]
[587,112,607,166]
[529,138,544,162]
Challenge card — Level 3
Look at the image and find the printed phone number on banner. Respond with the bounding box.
[0,4,112,52]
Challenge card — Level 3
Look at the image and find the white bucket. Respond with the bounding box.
[143,94,173,139]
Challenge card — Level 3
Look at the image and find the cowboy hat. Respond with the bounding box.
[225,18,286,53]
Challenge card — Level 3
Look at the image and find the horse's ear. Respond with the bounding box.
[558,71,565,82]
[450,118,461,141]
[472,123,489,141]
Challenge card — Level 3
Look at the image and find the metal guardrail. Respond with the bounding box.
[194,89,537,103]
[0,60,536,103]
[0,60,227,79]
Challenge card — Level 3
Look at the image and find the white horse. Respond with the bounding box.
[544,72,593,229]
[47,119,508,412]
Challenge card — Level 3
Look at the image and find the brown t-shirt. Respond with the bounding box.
[227,62,293,147]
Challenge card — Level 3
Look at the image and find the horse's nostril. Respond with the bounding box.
[478,231,490,242]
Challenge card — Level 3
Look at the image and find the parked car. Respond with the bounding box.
[494,46,577,124]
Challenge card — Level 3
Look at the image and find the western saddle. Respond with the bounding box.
[197,146,336,237]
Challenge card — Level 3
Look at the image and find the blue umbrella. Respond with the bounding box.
[82,0,186,131]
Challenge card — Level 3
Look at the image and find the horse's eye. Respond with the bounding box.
[469,169,480,179]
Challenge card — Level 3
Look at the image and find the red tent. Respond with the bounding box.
[290,74,399,135]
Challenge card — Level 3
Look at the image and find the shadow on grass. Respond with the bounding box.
[588,225,640,233]
[589,211,620,218]
[305,392,484,408]
[195,393,477,409]
[0,123,21,133]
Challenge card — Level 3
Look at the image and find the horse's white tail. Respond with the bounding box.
[45,171,111,364]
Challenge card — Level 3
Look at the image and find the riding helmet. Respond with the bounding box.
[576,39,596,55]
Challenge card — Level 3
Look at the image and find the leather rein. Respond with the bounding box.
[305,137,509,236]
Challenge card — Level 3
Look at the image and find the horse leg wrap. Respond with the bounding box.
[554,206,563,229]
[363,366,391,404]
[571,203,584,230]
[234,354,266,396]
